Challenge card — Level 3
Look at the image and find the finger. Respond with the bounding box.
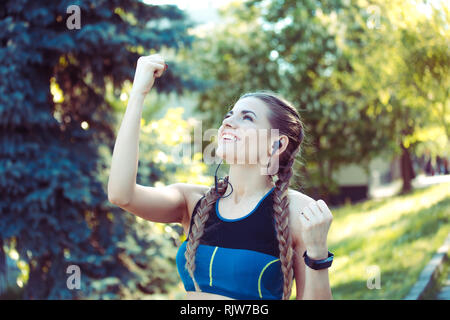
[149,61,164,69]
[149,62,165,77]
[298,210,309,221]
[152,59,165,67]
[298,210,310,226]
[309,201,323,215]
[302,205,318,223]
[309,201,327,221]
[317,199,333,220]
[154,68,164,77]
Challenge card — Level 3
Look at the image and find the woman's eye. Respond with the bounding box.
[222,114,253,121]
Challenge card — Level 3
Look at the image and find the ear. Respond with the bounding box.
[275,136,289,156]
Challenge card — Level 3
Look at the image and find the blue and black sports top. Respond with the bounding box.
[176,186,283,300]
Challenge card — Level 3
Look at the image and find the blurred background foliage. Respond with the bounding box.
[0,0,448,299]
[188,0,449,196]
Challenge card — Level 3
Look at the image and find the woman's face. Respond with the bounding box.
[216,97,279,167]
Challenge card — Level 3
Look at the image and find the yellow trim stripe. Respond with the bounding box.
[258,258,280,298]
[209,246,219,286]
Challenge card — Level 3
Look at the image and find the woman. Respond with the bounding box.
[108,54,334,300]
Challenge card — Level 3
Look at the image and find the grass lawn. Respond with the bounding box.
[297,181,450,300]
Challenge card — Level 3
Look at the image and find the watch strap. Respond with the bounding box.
[303,251,334,270]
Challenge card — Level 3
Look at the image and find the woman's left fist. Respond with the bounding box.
[297,199,333,259]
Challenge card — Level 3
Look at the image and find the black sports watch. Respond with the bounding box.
[303,251,334,270]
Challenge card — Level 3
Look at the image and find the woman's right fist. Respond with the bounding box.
[131,54,168,96]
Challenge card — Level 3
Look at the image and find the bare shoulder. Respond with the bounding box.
[176,183,210,233]
[176,182,210,197]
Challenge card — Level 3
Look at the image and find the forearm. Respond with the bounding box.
[299,247,333,300]
[107,91,146,204]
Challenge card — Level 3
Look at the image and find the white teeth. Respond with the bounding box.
[222,134,237,141]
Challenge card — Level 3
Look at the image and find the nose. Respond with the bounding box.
[222,113,238,129]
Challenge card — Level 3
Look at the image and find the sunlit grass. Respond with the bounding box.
[325,182,450,299]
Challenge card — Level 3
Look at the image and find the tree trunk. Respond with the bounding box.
[314,135,327,200]
[400,142,416,194]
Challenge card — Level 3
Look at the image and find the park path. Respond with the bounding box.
[369,173,450,199]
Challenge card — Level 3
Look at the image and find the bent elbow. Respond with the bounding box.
[108,193,130,206]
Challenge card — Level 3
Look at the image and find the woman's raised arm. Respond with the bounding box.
[107,54,190,223]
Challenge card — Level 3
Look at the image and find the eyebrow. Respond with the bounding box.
[225,109,258,119]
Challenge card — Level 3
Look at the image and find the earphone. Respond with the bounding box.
[266,140,282,175]
[272,140,282,155]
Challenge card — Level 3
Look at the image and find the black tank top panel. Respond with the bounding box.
[187,188,280,258]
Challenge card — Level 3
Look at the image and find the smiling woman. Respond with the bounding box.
[108,52,333,301]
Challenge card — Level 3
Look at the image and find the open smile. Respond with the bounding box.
[221,131,240,142]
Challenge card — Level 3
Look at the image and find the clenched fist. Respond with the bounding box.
[131,54,168,96]
[297,199,333,259]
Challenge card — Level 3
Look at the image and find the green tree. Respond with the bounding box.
[0,0,198,299]
[355,0,450,192]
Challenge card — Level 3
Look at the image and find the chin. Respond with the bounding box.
[216,145,261,166]
[216,144,240,164]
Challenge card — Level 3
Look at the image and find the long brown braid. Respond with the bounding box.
[184,176,230,291]
[184,90,305,299]
[271,142,302,299]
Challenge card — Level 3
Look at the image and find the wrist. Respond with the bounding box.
[303,250,334,271]
[305,247,328,260]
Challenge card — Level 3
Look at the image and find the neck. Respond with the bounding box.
[223,163,275,205]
